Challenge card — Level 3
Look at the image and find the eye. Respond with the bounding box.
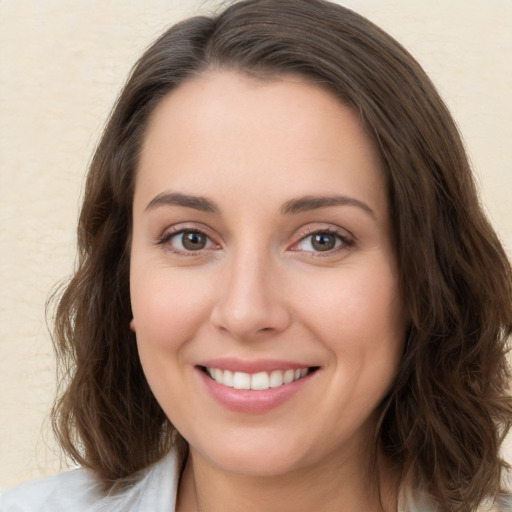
[292,229,354,254]
[160,229,215,253]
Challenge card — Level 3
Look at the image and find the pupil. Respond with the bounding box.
[182,231,206,250]
[312,233,335,251]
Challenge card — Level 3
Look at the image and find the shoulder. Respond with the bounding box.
[0,468,102,512]
[0,450,180,512]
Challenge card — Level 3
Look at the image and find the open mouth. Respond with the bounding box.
[198,366,319,391]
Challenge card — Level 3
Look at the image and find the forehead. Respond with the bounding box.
[135,70,387,219]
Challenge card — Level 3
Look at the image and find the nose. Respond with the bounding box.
[210,251,292,340]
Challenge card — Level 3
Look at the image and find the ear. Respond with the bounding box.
[129,319,136,332]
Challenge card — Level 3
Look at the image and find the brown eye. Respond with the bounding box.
[180,231,208,250]
[181,231,207,251]
[294,230,349,253]
[311,233,337,251]
[165,230,213,252]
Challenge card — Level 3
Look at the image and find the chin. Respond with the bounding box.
[192,433,311,477]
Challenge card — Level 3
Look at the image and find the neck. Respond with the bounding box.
[176,447,399,512]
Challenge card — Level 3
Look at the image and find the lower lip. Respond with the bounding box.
[197,368,315,414]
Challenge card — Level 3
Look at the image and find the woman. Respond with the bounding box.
[2,0,511,511]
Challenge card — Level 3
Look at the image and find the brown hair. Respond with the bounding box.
[51,1,512,510]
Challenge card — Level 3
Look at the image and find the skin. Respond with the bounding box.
[130,70,407,512]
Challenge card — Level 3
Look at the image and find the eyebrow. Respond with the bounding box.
[145,191,375,219]
[145,192,220,213]
[281,195,375,218]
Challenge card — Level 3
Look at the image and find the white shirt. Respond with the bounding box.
[0,451,179,512]
[1,450,437,512]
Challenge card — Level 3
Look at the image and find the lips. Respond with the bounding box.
[195,359,319,413]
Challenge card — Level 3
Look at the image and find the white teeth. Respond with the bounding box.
[283,369,294,384]
[223,370,234,387]
[269,370,284,388]
[233,372,251,390]
[251,372,270,390]
[205,367,311,390]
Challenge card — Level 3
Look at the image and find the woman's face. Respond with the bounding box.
[130,70,406,477]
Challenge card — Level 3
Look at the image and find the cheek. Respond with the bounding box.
[295,259,405,410]
[130,268,214,351]
[297,263,404,347]
[130,269,214,426]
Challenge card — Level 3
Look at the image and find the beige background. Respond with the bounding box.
[0,0,511,489]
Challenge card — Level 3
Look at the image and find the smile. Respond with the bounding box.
[204,367,312,390]
[196,360,320,413]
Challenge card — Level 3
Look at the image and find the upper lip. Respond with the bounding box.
[196,358,317,374]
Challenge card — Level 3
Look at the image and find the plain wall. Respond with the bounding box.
[1,0,511,489]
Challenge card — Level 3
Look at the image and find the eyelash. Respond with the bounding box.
[156,228,216,256]
[156,226,355,257]
[290,227,355,256]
